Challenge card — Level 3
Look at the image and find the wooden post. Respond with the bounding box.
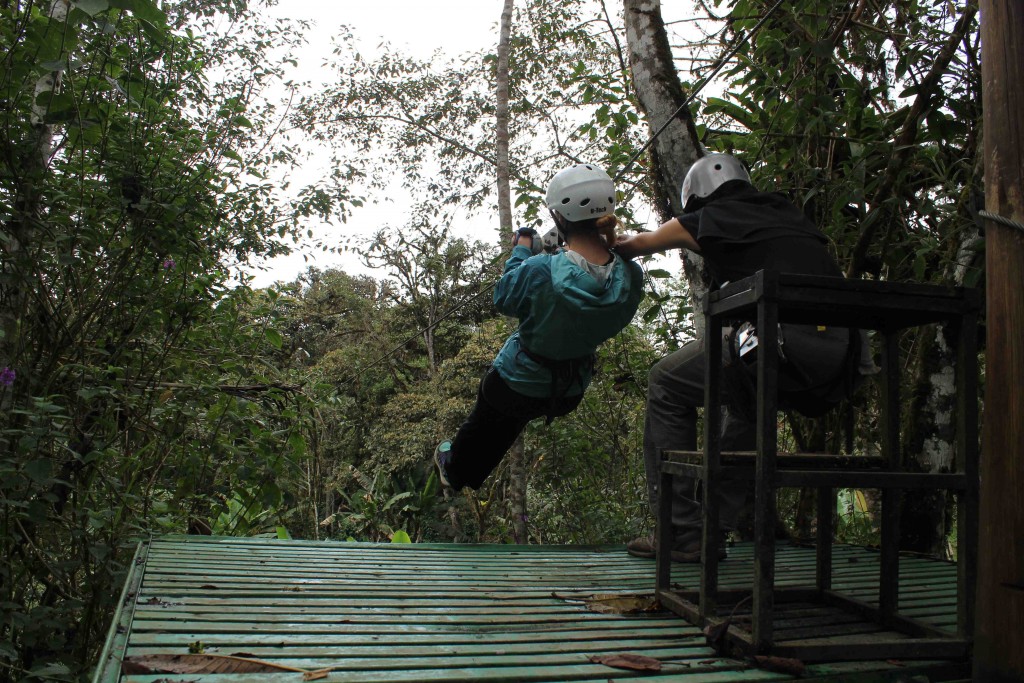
[975,1,1024,680]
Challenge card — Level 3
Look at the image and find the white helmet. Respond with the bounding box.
[545,163,615,222]
[681,153,751,211]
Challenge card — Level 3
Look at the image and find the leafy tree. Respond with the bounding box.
[0,0,332,675]
[624,0,982,554]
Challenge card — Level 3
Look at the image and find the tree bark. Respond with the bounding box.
[901,221,984,556]
[496,0,515,244]
[495,0,528,545]
[622,0,706,330]
[975,1,1024,679]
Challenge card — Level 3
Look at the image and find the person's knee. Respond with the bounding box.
[647,356,701,413]
[647,355,674,393]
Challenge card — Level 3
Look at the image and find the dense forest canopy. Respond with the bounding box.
[0,0,981,679]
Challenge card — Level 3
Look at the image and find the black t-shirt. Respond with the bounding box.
[678,185,843,288]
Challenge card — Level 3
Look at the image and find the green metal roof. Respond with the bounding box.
[95,536,966,682]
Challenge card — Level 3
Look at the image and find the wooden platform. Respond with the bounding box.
[94,536,969,682]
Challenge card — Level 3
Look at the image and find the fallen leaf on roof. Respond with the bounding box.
[588,653,662,671]
[122,654,307,675]
[582,593,660,614]
[753,655,806,676]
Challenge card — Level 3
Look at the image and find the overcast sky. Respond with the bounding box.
[233,2,502,287]
[241,1,679,288]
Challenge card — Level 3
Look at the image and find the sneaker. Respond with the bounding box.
[433,440,454,489]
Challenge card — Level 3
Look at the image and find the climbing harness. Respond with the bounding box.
[517,344,596,424]
[722,323,863,422]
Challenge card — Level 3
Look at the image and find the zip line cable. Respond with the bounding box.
[339,2,785,386]
[612,0,786,182]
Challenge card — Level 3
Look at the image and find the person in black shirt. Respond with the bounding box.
[615,154,872,562]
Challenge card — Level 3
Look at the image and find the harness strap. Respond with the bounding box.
[518,345,596,424]
[724,325,862,420]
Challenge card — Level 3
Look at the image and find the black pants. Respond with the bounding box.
[643,323,850,542]
[446,368,583,490]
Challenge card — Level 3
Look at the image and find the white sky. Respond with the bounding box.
[241,1,681,288]
[236,1,505,287]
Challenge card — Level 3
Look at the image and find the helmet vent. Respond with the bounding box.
[580,198,591,206]
[608,197,614,204]
[561,197,571,204]
[714,163,722,170]
[584,165,593,170]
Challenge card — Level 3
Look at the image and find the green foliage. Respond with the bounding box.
[701,0,981,286]
[835,489,880,548]
[695,0,981,554]
[327,464,443,543]
[0,0,330,676]
[291,0,640,246]
[0,0,983,676]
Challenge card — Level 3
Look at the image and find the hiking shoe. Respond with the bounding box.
[626,534,728,563]
[626,535,656,559]
[670,536,729,563]
[433,440,454,489]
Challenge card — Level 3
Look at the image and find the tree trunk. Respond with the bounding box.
[495,0,515,243]
[494,0,527,545]
[975,1,1024,679]
[622,0,706,330]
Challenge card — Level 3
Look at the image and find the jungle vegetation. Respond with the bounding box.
[0,0,980,678]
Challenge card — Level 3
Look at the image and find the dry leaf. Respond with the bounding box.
[589,653,662,672]
[303,669,331,681]
[753,655,806,676]
[583,594,659,615]
[122,654,306,676]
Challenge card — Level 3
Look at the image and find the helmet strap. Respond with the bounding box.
[550,210,568,244]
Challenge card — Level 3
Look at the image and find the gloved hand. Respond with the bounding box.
[511,227,543,255]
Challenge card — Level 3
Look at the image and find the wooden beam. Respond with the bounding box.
[975,1,1024,681]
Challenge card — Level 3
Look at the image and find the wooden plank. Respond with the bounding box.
[120,644,715,674]
[127,623,696,648]
[124,637,710,659]
[122,668,793,683]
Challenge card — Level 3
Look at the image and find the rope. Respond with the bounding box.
[979,210,1024,235]
[612,0,786,182]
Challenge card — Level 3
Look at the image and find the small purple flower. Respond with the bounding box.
[162,258,176,270]
[0,367,14,387]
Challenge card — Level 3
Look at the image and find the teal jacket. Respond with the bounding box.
[490,245,644,398]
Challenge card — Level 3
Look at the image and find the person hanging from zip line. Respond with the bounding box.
[613,153,877,563]
[433,163,645,493]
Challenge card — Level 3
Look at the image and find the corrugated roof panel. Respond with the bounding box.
[94,537,965,682]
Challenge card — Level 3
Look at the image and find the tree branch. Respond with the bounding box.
[846,4,979,278]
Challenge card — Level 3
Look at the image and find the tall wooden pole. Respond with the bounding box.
[975,1,1024,680]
